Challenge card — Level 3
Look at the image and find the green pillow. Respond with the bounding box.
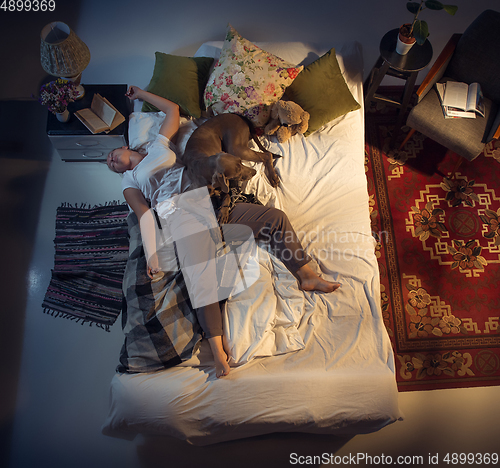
[285,48,360,135]
[142,53,214,118]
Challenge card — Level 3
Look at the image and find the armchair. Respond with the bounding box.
[399,9,500,165]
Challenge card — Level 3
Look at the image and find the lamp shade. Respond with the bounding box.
[40,22,90,77]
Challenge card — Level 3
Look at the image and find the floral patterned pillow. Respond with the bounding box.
[204,25,303,128]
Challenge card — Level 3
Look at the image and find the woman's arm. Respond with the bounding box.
[126,86,180,142]
[124,187,161,278]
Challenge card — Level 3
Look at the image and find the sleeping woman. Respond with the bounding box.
[108,86,341,378]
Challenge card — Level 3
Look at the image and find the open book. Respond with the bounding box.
[435,81,485,119]
[75,94,125,134]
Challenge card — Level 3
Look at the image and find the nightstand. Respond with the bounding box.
[364,29,433,147]
[46,84,131,162]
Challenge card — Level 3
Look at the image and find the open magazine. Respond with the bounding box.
[436,81,485,119]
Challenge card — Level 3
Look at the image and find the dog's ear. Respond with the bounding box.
[212,172,229,193]
[213,152,231,193]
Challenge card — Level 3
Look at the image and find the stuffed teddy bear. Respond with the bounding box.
[264,100,310,143]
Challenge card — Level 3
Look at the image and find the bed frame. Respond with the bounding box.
[102,40,402,445]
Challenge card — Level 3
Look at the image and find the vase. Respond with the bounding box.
[56,109,70,123]
[396,24,416,55]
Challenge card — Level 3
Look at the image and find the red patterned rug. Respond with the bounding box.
[365,87,500,391]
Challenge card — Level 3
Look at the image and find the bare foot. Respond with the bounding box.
[208,336,230,378]
[296,264,341,293]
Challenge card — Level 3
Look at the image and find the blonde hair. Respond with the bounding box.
[107,144,148,173]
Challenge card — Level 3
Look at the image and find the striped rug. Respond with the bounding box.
[42,202,130,331]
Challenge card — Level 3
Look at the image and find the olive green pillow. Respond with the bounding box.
[285,48,360,135]
[142,53,214,118]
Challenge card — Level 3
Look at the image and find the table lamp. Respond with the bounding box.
[40,21,90,99]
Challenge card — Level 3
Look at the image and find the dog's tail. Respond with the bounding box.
[238,114,282,159]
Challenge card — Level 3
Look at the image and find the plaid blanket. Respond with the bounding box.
[117,212,202,373]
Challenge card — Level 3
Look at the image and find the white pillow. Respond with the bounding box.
[128,112,196,155]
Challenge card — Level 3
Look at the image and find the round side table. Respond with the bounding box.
[364,29,433,146]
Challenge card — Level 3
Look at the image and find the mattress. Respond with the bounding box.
[102,40,402,445]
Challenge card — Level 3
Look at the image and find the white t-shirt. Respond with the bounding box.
[121,134,191,211]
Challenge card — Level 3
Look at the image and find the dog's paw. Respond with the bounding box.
[268,175,280,188]
[265,169,280,188]
[217,209,230,225]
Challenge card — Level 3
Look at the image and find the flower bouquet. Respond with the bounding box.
[37,79,79,116]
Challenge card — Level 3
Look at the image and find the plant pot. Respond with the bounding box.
[396,24,416,55]
[56,109,70,122]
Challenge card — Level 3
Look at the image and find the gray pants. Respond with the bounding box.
[194,202,311,338]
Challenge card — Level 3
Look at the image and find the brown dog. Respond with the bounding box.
[180,113,279,187]
[179,113,280,223]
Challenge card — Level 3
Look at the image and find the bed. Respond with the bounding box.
[102,26,402,445]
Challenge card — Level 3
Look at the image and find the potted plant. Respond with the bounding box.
[36,79,79,122]
[396,0,458,55]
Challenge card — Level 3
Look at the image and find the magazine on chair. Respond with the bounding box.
[436,81,485,119]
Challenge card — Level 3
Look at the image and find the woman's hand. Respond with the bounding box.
[125,86,143,101]
[147,252,161,279]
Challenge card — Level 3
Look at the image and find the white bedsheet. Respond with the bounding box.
[102,41,402,445]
